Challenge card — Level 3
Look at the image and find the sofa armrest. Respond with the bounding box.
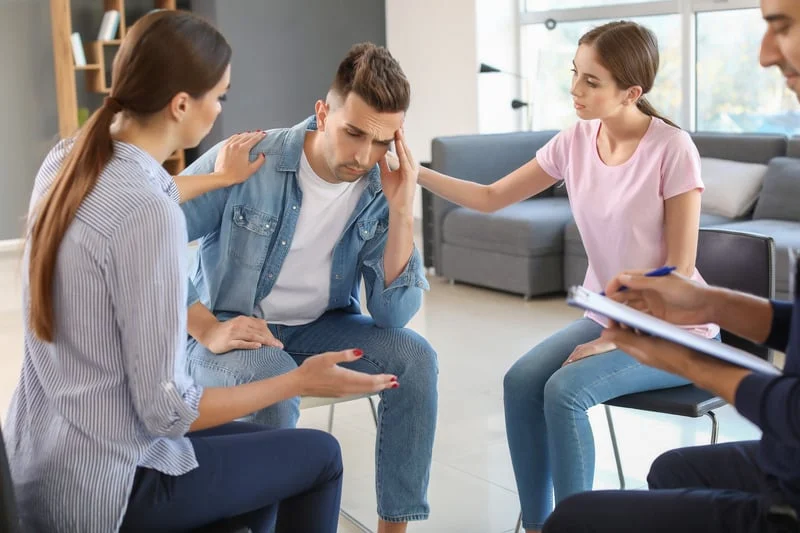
[429,130,558,271]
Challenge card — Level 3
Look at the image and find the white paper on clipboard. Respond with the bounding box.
[566,286,781,376]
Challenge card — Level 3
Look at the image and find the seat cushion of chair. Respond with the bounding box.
[442,198,573,257]
[299,394,374,409]
[605,385,726,417]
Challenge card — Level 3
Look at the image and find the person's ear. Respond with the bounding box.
[315,100,330,132]
[168,92,191,122]
[626,86,644,106]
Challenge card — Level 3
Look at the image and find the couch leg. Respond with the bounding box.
[523,294,532,301]
[448,279,455,285]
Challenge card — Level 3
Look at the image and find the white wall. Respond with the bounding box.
[385,0,521,218]
[476,0,524,133]
[385,0,481,164]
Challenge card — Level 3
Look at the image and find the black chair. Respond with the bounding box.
[603,228,776,489]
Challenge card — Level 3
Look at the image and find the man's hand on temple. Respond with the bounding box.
[379,128,418,216]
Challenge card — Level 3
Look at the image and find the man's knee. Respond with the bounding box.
[188,344,296,384]
[390,328,438,378]
[543,492,594,532]
[187,344,300,428]
[647,448,686,489]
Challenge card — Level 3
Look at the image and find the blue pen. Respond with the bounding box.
[600,266,676,295]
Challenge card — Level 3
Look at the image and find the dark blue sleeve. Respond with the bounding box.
[765,300,793,352]
[734,300,798,445]
[735,372,800,446]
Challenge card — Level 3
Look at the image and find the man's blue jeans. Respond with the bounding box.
[504,318,697,530]
[186,310,438,523]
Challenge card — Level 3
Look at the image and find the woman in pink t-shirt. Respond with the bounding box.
[418,21,719,532]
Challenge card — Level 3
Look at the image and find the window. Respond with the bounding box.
[525,0,662,11]
[696,8,800,134]
[519,1,799,135]
[521,15,681,131]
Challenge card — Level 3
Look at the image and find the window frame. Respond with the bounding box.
[520,0,761,131]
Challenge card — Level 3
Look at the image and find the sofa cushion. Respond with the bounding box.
[700,212,735,227]
[712,218,800,299]
[442,198,572,258]
[699,157,768,219]
[563,219,585,258]
[753,157,800,222]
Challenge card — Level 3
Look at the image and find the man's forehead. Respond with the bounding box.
[338,93,405,138]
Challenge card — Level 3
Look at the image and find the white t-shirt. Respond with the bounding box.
[259,151,368,326]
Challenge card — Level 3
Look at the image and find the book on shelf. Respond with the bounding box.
[70,32,86,66]
[98,10,120,41]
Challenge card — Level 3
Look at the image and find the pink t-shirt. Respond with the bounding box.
[537,118,719,338]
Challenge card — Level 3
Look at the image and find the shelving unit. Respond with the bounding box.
[49,0,185,175]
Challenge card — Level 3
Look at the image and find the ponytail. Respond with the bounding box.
[28,97,121,342]
[636,97,679,129]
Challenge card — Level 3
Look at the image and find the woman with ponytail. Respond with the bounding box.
[9,10,394,533]
[418,20,717,531]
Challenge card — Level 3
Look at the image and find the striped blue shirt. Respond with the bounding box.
[5,140,203,532]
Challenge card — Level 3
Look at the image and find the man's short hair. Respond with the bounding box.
[331,42,410,113]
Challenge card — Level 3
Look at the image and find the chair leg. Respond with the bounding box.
[339,509,374,533]
[707,411,719,445]
[604,405,626,489]
[368,396,378,428]
[328,400,375,533]
[327,404,335,433]
[514,510,523,533]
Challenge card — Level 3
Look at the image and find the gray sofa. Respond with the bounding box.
[425,131,800,300]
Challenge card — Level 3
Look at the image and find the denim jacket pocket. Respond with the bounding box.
[229,205,277,269]
[356,218,388,242]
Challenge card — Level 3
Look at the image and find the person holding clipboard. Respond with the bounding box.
[418,20,718,531]
[542,5,800,530]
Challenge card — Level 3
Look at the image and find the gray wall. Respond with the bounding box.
[0,0,189,240]
[0,0,60,240]
[191,0,386,155]
[0,0,385,239]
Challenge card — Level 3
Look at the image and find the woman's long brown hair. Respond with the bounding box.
[580,21,679,128]
[29,10,231,342]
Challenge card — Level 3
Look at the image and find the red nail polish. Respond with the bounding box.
[353,349,363,357]
[390,376,398,382]
[392,383,399,388]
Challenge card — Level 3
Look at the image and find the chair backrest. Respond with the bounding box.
[695,228,775,360]
[0,425,20,532]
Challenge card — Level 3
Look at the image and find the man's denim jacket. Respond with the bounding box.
[180,116,429,328]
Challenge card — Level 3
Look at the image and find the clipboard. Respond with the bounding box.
[566,286,781,376]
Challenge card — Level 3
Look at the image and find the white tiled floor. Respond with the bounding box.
[0,251,761,532]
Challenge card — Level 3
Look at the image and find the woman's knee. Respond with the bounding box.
[300,429,343,480]
[503,348,557,404]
